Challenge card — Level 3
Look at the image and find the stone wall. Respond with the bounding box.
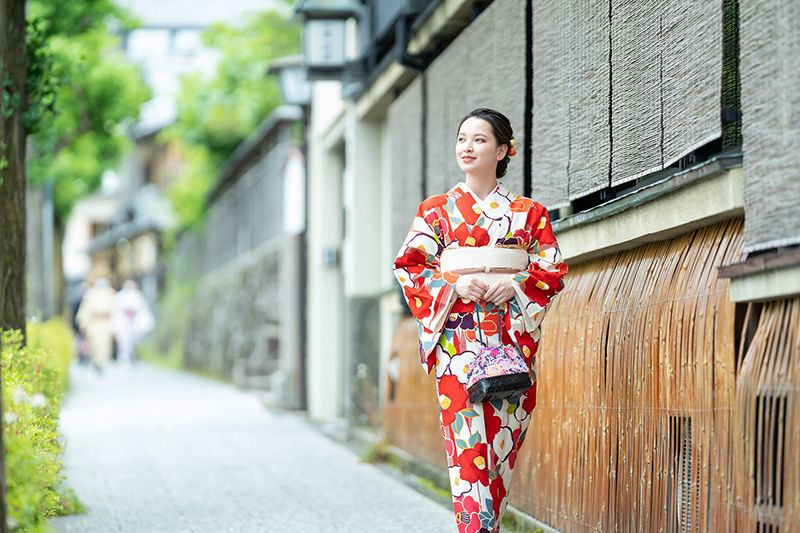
[182,234,303,408]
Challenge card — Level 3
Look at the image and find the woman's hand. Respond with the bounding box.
[483,276,516,305]
[455,275,489,302]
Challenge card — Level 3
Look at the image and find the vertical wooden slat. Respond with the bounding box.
[384,218,798,531]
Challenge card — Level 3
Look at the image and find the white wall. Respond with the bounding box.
[305,82,346,421]
[342,107,384,297]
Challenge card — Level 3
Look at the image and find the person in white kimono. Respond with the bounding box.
[111,279,155,366]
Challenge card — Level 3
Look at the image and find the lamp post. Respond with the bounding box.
[294,0,362,80]
[267,55,311,107]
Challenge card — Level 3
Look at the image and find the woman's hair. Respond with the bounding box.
[457,108,515,179]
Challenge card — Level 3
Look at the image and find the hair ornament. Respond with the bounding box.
[508,138,517,157]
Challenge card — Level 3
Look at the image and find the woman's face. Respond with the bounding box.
[455,117,508,177]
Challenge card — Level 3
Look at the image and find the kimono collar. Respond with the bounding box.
[456,181,506,209]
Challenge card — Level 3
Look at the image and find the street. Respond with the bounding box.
[50,362,453,532]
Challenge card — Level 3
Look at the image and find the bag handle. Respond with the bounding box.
[474,301,526,358]
[474,302,504,347]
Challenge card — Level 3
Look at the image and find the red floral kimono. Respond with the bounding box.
[394,182,568,532]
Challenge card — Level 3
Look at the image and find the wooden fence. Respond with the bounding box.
[383,217,799,531]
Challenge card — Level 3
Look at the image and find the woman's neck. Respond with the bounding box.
[464,174,499,200]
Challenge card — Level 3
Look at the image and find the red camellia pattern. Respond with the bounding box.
[438,375,469,426]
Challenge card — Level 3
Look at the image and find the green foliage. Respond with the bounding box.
[25,0,151,221]
[1,68,22,119]
[26,0,138,39]
[24,20,59,133]
[26,320,76,393]
[164,143,213,232]
[3,321,84,532]
[164,4,299,230]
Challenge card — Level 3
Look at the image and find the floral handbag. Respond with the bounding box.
[466,303,533,404]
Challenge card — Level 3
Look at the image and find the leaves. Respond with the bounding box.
[3,322,83,529]
[24,18,59,133]
[454,411,465,433]
[162,8,299,231]
[25,0,151,221]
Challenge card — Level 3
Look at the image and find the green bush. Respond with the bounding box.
[2,321,83,532]
[26,320,74,396]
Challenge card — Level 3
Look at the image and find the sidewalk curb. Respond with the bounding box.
[295,412,559,533]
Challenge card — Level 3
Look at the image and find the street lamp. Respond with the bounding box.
[268,55,311,107]
[294,0,362,80]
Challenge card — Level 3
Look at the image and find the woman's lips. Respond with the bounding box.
[461,156,476,162]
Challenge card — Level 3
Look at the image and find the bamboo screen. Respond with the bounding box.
[531,0,723,204]
[566,0,610,201]
[740,0,800,253]
[733,298,800,531]
[384,218,799,530]
[387,76,424,256]
[511,218,744,531]
[424,0,527,197]
[383,317,447,470]
[531,0,572,208]
[609,0,663,186]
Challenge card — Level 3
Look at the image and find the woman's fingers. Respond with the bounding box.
[470,279,488,298]
[484,281,501,301]
[482,288,492,301]
[484,279,508,302]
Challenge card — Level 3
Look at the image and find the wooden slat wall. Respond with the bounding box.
[734,298,800,531]
[510,219,742,531]
[383,317,446,470]
[383,218,800,531]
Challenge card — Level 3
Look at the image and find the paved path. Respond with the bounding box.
[51,362,453,533]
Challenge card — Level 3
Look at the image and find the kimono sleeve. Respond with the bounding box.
[393,204,460,374]
[510,204,568,333]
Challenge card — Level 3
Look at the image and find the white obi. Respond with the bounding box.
[440,246,528,284]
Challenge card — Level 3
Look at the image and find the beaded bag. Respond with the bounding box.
[466,303,533,404]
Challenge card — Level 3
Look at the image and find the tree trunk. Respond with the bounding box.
[0,0,27,332]
[0,0,28,531]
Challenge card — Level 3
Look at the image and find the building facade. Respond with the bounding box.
[301,0,799,530]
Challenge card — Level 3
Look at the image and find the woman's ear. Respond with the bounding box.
[497,144,508,161]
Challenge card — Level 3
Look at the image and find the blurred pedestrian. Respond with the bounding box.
[112,279,155,366]
[76,277,117,372]
[69,281,91,365]
[393,108,567,532]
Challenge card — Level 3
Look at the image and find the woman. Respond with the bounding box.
[393,108,568,532]
[76,276,117,372]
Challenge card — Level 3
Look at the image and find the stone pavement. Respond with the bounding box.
[50,362,454,533]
